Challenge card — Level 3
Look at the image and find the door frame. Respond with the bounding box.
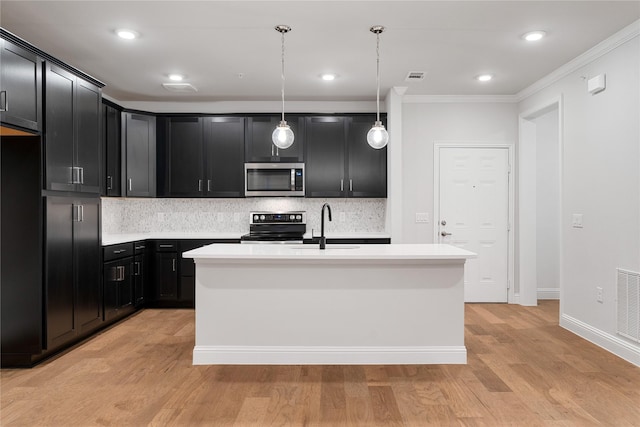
[518,95,564,307]
[434,142,515,303]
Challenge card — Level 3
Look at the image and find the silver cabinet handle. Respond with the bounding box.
[113,249,126,254]
[207,180,211,192]
[134,261,141,276]
[441,231,452,237]
[198,179,203,191]
[79,167,84,184]
[72,204,79,222]
[128,178,132,192]
[172,258,176,272]
[159,244,174,248]
[0,90,7,112]
[349,179,353,192]
[271,144,275,157]
[340,179,344,192]
[107,175,113,190]
[79,205,84,222]
[135,245,145,250]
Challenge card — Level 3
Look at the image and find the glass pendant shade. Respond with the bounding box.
[272,120,295,149]
[367,121,389,149]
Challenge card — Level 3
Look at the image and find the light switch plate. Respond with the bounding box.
[415,212,429,223]
[572,214,583,228]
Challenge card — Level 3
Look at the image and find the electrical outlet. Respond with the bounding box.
[572,214,583,228]
[415,212,429,223]
[596,286,603,303]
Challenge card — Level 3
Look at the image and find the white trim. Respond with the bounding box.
[518,96,564,308]
[537,288,560,300]
[193,345,467,365]
[517,20,640,102]
[404,95,517,104]
[561,314,640,368]
[433,143,515,304]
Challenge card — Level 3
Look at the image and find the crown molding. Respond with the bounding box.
[516,19,639,102]
[403,95,518,104]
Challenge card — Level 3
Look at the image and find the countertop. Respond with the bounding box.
[102,232,391,246]
[183,243,476,261]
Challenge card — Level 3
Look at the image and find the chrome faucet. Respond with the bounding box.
[320,203,332,249]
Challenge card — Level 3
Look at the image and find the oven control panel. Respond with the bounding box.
[249,211,306,225]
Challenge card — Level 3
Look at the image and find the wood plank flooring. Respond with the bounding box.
[2,301,640,426]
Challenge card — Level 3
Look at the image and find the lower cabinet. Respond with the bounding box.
[133,241,148,307]
[103,242,135,322]
[45,195,102,350]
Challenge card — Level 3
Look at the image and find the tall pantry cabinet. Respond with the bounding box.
[0,29,105,366]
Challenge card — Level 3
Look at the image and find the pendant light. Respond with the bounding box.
[272,25,295,150]
[367,25,389,149]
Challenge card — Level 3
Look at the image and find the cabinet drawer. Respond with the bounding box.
[133,241,147,254]
[103,242,134,262]
[154,240,177,252]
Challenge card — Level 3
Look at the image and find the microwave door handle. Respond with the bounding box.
[291,169,295,190]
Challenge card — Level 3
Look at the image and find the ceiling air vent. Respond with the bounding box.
[405,71,426,82]
[162,83,198,92]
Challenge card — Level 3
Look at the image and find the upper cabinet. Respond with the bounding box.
[45,63,102,194]
[305,114,387,198]
[123,113,156,197]
[103,101,122,197]
[160,116,245,198]
[0,38,42,133]
[245,115,304,162]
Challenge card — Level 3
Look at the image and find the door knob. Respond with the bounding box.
[440,220,447,226]
[441,231,452,237]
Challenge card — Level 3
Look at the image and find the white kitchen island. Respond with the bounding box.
[182,243,476,365]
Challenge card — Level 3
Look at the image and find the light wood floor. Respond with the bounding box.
[2,301,639,426]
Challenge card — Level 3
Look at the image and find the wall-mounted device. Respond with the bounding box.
[587,74,606,95]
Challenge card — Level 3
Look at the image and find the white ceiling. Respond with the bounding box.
[2,1,639,102]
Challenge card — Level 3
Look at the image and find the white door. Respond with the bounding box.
[438,147,510,302]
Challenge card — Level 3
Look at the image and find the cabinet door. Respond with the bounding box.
[74,197,102,333]
[103,259,120,321]
[347,116,387,197]
[304,116,347,197]
[75,80,102,194]
[167,117,204,197]
[133,253,146,306]
[204,116,245,197]
[124,113,156,197]
[45,63,75,191]
[155,253,178,301]
[45,197,75,349]
[245,115,304,162]
[103,104,121,196]
[0,38,42,132]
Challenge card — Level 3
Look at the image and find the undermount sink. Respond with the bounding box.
[289,245,360,250]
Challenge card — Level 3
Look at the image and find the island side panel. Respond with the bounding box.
[193,259,466,364]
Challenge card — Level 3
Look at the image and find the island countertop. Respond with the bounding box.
[183,243,476,261]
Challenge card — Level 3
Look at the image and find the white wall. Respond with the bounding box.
[519,33,640,363]
[535,109,560,297]
[400,101,518,243]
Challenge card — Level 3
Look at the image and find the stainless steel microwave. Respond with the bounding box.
[244,163,305,197]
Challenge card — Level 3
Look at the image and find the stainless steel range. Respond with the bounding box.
[240,211,306,244]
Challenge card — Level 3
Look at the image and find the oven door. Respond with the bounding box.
[245,163,304,197]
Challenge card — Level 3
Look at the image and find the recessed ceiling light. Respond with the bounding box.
[116,29,139,40]
[476,74,493,82]
[168,74,184,81]
[522,31,546,42]
[321,74,336,81]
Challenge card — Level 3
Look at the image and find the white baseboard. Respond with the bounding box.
[537,288,560,300]
[193,345,467,365]
[560,314,640,367]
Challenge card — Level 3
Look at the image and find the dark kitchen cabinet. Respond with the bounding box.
[162,116,245,197]
[45,63,102,193]
[0,38,42,132]
[103,242,134,322]
[103,101,122,196]
[305,116,348,197]
[204,116,245,197]
[346,115,387,197]
[305,114,387,198]
[245,115,304,162]
[45,196,102,350]
[133,241,148,307]
[123,112,156,197]
[153,240,178,302]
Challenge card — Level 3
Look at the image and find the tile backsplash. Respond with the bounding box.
[102,197,387,235]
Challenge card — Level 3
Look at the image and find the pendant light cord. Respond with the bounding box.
[375,31,381,123]
[281,30,286,123]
